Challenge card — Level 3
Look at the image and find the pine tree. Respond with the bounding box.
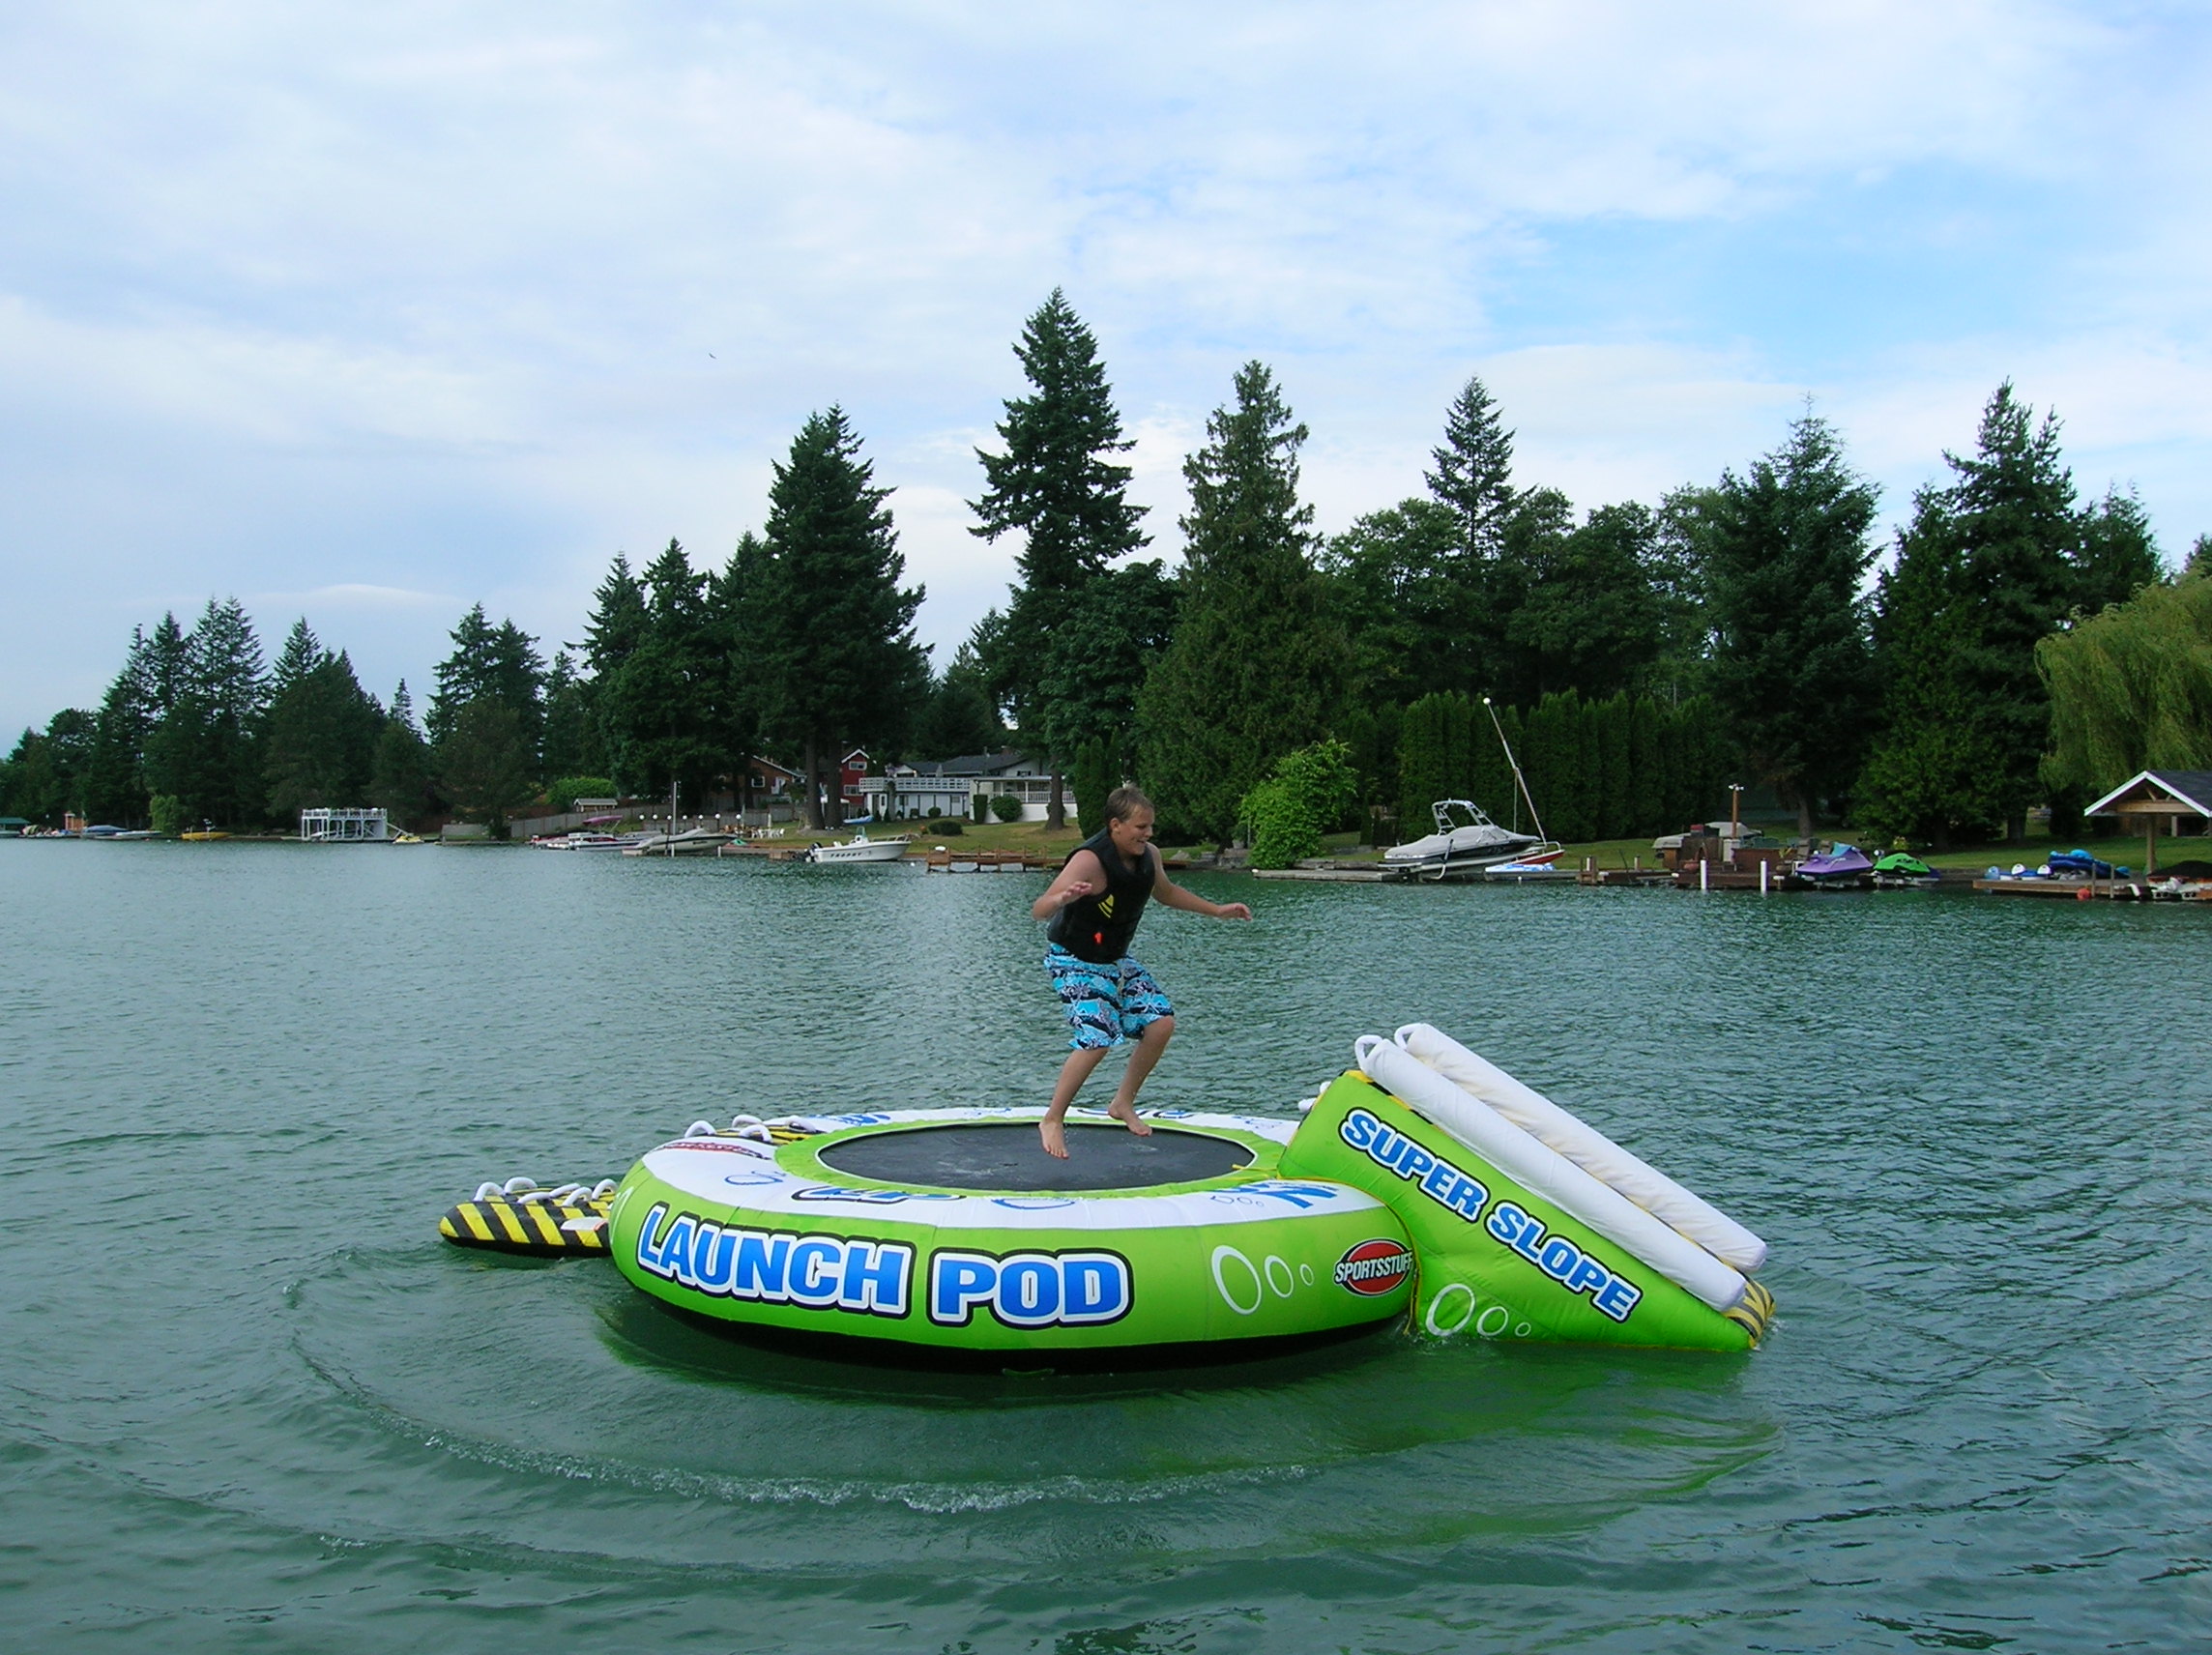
[370,682,437,828]
[755,408,928,828]
[264,650,383,817]
[2073,487,2164,613]
[1136,363,1341,841]
[1858,384,2082,845]
[437,700,535,834]
[970,291,1149,826]
[428,606,544,757]
[1699,413,1880,839]
[1427,376,1518,561]
[605,539,727,804]
[85,627,160,825]
[269,618,323,701]
[146,598,266,828]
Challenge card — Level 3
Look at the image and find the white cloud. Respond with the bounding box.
[2,1,2208,733]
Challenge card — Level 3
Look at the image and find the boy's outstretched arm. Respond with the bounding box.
[1151,855,1251,920]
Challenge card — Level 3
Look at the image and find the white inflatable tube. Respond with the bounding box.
[1395,1024,1768,1273]
[1354,1036,1750,1314]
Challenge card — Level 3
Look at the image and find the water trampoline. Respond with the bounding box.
[442,1024,1777,1358]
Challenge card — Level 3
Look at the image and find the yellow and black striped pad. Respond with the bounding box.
[1722,1279,1778,1347]
[439,1193,613,1258]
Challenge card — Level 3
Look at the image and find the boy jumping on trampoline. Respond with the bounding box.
[1031,785,1250,1158]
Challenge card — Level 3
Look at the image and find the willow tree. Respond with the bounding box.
[2040,573,2212,798]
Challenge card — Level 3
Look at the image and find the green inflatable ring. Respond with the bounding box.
[607,1107,1414,1355]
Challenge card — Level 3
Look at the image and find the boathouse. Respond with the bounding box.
[2082,770,2212,875]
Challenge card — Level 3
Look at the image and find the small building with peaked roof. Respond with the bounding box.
[2083,769,2212,875]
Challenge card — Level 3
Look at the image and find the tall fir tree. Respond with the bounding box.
[1136,363,1341,841]
[1698,413,1881,839]
[369,682,437,828]
[147,597,266,828]
[756,408,928,828]
[428,605,544,759]
[264,647,383,817]
[1858,384,2083,845]
[970,290,1149,826]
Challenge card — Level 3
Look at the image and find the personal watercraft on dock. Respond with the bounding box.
[439,1027,1774,1357]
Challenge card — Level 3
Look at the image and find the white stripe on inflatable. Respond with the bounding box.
[1356,1038,1750,1314]
[1394,1024,1768,1273]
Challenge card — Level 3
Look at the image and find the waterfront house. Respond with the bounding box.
[857,751,1075,823]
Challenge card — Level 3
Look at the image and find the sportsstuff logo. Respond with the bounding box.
[1334,1238,1415,1296]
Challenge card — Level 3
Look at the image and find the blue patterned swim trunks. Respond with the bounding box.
[1045,944,1176,1051]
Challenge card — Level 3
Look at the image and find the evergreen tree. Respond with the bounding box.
[912,644,1008,762]
[579,554,652,789]
[369,682,437,828]
[1426,375,1519,560]
[970,291,1149,826]
[755,408,928,828]
[2189,535,2212,582]
[538,650,598,782]
[437,699,535,834]
[1698,413,1881,839]
[1136,363,1341,841]
[2073,486,2164,613]
[1592,692,1632,839]
[146,598,266,828]
[1626,697,1665,836]
[1858,384,2082,845]
[269,618,323,701]
[1319,498,1469,707]
[2,712,96,824]
[263,648,382,817]
[1069,738,1117,832]
[598,538,728,804]
[1032,559,1177,779]
[85,627,160,825]
[428,605,544,759]
[1503,501,1668,704]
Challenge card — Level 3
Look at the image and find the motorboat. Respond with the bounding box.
[534,830,632,851]
[1483,851,1574,883]
[1790,843,1876,890]
[623,828,738,857]
[1383,800,1557,882]
[804,826,911,864]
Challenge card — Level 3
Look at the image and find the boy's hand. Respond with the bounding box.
[1060,880,1094,907]
[1215,901,1252,920]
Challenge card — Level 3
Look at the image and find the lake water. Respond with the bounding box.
[4,843,2209,1652]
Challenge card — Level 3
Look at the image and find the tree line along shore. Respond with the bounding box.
[5,291,2207,861]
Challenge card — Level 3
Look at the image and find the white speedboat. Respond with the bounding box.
[1383,800,1558,883]
[623,828,737,857]
[534,830,629,851]
[804,827,911,864]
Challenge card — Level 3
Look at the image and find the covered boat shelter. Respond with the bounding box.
[2083,770,2212,877]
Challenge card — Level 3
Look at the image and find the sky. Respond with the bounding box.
[3,2,2209,738]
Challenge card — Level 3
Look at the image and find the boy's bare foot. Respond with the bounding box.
[1039,1117,1069,1159]
[1107,1100,1153,1137]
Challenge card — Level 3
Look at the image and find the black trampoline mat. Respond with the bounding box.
[817,1121,1254,1192]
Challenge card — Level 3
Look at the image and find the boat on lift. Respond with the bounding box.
[1385,800,1557,881]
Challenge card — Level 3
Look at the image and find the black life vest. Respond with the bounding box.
[1048,827,1154,964]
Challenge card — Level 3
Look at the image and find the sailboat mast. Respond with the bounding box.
[1482,696,1549,844]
